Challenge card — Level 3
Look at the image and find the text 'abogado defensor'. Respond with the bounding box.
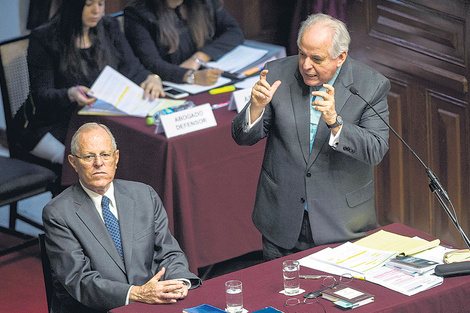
[161,103,217,138]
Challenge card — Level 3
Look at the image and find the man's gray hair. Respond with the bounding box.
[70,122,117,155]
[297,13,350,59]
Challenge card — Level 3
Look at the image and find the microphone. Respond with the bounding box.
[349,86,470,254]
[349,86,449,201]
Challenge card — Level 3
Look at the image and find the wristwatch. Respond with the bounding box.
[185,70,196,84]
[327,115,343,128]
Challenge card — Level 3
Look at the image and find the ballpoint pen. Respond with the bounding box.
[195,58,244,80]
[77,85,88,99]
[299,275,323,279]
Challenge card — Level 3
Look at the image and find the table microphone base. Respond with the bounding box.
[435,261,470,277]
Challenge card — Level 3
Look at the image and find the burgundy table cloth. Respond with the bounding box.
[110,223,470,313]
[61,92,265,272]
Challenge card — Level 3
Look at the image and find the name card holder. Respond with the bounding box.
[228,88,251,113]
[160,103,217,138]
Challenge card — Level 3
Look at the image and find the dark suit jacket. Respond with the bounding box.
[42,179,200,313]
[232,56,391,249]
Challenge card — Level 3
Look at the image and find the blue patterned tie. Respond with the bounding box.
[101,195,123,260]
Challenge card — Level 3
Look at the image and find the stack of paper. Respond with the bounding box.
[79,66,186,117]
[354,230,440,255]
[206,45,268,73]
[298,231,448,296]
[386,255,439,274]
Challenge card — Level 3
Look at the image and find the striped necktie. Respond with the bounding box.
[101,195,123,260]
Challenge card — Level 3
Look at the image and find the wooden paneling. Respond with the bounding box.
[105,0,132,14]
[375,81,407,224]
[428,91,469,245]
[349,0,470,247]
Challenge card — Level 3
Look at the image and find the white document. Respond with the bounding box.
[365,265,443,296]
[228,88,251,112]
[88,65,162,117]
[300,242,397,276]
[207,45,268,73]
[160,103,217,138]
[234,76,259,90]
[298,241,444,296]
[162,76,231,95]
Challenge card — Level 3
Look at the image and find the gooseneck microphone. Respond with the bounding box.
[349,86,470,253]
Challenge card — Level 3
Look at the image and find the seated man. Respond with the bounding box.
[42,122,201,313]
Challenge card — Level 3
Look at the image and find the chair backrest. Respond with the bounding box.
[112,11,124,33]
[0,35,30,154]
[38,233,53,313]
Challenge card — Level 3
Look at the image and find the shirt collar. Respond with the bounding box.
[79,181,116,209]
[310,65,342,93]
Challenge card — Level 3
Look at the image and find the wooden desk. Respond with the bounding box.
[109,223,470,313]
[61,92,265,273]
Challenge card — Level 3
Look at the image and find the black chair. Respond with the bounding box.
[112,11,124,32]
[0,35,63,178]
[38,233,53,313]
[0,35,58,255]
[0,156,57,256]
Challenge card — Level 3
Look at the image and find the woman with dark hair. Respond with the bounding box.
[23,0,164,164]
[124,0,244,86]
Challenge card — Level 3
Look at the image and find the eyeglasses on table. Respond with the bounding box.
[284,297,326,313]
[283,273,358,312]
[302,273,354,299]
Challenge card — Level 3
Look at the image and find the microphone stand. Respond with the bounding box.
[349,87,470,250]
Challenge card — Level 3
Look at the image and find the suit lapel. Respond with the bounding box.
[307,58,354,167]
[74,185,126,272]
[291,71,311,164]
[114,183,135,275]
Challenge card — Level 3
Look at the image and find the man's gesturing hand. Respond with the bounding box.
[249,69,281,123]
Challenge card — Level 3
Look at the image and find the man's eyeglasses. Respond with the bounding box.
[285,297,326,312]
[73,151,116,163]
[303,273,353,299]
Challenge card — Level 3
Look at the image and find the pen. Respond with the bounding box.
[212,101,229,109]
[77,85,88,99]
[300,275,323,279]
[243,66,261,76]
[209,85,236,95]
[195,58,212,69]
[194,59,244,80]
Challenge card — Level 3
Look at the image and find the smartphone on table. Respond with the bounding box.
[163,86,189,99]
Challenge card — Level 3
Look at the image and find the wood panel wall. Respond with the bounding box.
[348,0,470,247]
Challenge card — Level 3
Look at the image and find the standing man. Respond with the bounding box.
[43,122,200,312]
[232,13,390,260]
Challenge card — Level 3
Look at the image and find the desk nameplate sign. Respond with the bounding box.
[228,88,251,113]
[161,103,217,138]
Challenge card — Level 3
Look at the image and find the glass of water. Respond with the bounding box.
[225,280,243,313]
[283,260,300,295]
